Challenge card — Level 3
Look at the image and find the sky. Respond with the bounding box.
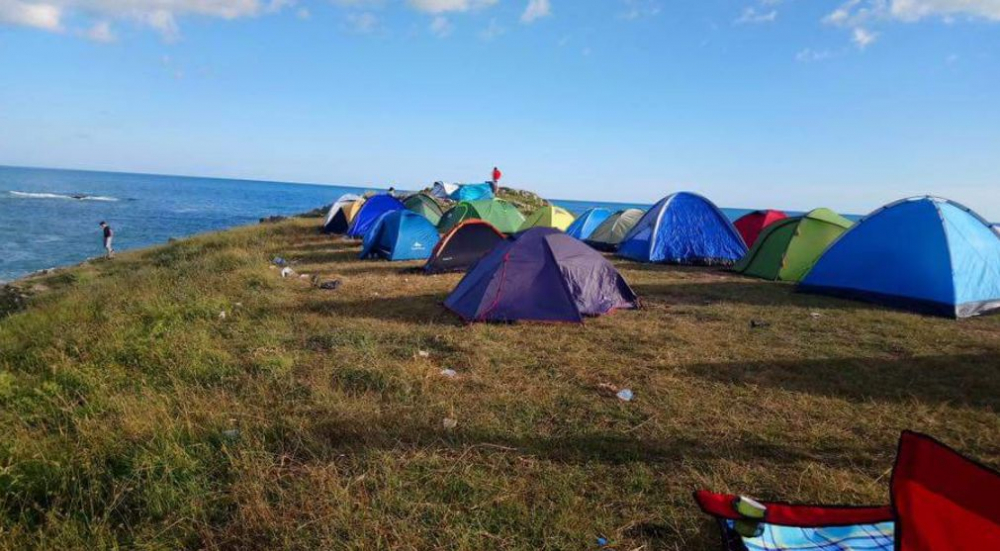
[0,0,999,217]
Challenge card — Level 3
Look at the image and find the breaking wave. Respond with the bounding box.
[9,191,119,202]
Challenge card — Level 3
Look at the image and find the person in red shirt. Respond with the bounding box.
[491,166,502,194]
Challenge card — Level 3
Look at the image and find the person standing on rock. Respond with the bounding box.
[99,221,114,259]
[491,166,502,194]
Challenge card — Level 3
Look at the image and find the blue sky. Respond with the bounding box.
[1,0,998,217]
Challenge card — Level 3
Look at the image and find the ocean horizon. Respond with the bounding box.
[1,165,764,282]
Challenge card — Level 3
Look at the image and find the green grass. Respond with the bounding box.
[1,218,998,550]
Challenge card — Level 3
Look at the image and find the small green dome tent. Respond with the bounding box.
[733,208,854,282]
[404,193,444,226]
[437,199,526,234]
[585,209,644,251]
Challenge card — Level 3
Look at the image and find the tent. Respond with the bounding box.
[586,209,644,251]
[322,194,363,234]
[800,196,1000,318]
[733,208,854,282]
[359,210,440,261]
[518,205,576,232]
[444,227,639,323]
[430,182,459,200]
[449,182,495,202]
[694,431,1000,551]
[565,208,612,241]
[617,192,747,265]
[403,193,444,226]
[424,220,505,274]
[347,194,405,239]
[437,199,526,234]
[734,209,788,248]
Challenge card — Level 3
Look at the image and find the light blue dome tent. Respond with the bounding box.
[360,210,441,261]
[565,208,612,241]
[346,194,405,239]
[800,196,1000,318]
[617,192,747,265]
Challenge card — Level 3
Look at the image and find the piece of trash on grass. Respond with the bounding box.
[417,350,430,358]
[218,311,227,320]
[596,536,609,547]
[299,274,310,279]
[440,369,457,378]
[442,417,458,430]
[272,256,286,266]
[616,389,634,402]
[810,312,823,318]
[281,267,294,278]
[750,319,771,329]
[318,279,342,290]
[234,302,243,308]
[269,265,277,270]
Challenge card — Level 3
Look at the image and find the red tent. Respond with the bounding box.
[734,209,788,248]
[893,431,1000,551]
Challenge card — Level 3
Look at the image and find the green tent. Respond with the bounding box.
[437,199,526,234]
[586,208,644,251]
[404,193,444,226]
[733,208,854,282]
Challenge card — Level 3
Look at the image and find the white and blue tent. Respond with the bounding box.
[617,192,746,265]
[322,193,363,234]
[360,210,441,261]
[800,197,1000,318]
[565,208,612,241]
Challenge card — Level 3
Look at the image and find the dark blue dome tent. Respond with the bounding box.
[443,228,639,323]
[346,194,405,239]
[617,192,747,265]
[800,196,1000,318]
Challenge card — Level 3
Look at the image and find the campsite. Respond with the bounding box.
[2,183,998,550]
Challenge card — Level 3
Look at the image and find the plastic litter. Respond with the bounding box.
[417,350,430,358]
[596,536,608,547]
[218,311,227,320]
[440,369,457,378]
[750,319,771,329]
[616,389,634,402]
[272,256,286,266]
[810,312,823,318]
[318,279,342,290]
[299,274,310,279]
[280,267,294,278]
[442,417,458,430]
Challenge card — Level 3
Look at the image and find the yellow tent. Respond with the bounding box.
[343,199,365,224]
[518,206,576,232]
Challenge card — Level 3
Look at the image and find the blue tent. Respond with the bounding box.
[449,183,495,202]
[800,197,1000,318]
[565,208,612,241]
[347,194,405,239]
[617,192,747,265]
[444,228,639,323]
[360,210,440,261]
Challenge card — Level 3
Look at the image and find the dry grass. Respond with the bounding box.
[0,217,998,550]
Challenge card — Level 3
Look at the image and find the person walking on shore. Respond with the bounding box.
[491,166,502,194]
[99,221,114,259]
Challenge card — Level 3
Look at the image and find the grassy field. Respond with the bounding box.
[1,217,998,550]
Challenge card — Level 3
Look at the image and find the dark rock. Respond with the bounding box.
[0,285,29,318]
[317,279,342,291]
[259,215,289,224]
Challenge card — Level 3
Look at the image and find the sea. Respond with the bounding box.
[0,165,755,283]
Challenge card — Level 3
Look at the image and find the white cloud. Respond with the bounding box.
[796,48,836,62]
[428,14,451,36]
[0,0,62,30]
[479,16,503,40]
[84,19,114,41]
[618,0,660,20]
[406,0,496,14]
[520,0,550,23]
[736,6,777,24]
[891,0,1000,21]
[345,11,379,33]
[852,26,878,47]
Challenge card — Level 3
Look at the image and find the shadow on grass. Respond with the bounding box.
[302,293,458,326]
[631,280,869,311]
[683,353,1000,409]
